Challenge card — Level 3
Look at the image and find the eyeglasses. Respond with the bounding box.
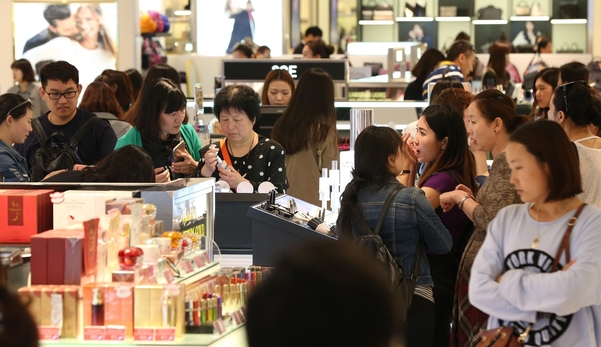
[5,98,32,117]
[560,80,587,114]
[43,89,78,100]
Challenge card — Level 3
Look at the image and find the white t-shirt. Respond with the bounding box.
[575,138,601,209]
[470,203,601,347]
[22,36,116,88]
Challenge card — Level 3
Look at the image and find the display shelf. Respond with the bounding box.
[40,325,247,347]
[358,20,394,25]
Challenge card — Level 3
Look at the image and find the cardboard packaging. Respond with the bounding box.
[30,229,83,285]
[134,284,185,339]
[52,190,133,229]
[83,284,134,338]
[0,189,53,243]
[18,285,79,338]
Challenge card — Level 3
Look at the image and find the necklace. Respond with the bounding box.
[226,134,255,160]
[531,198,575,248]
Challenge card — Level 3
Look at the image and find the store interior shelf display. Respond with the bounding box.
[356,0,590,54]
[0,179,257,346]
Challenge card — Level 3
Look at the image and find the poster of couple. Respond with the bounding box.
[14,3,117,89]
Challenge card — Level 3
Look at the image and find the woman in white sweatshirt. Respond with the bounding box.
[470,120,601,346]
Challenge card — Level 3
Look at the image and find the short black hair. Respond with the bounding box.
[559,62,590,84]
[83,145,155,183]
[257,46,270,54]
[233,44,254,58]
[214,85,261,122]
[43,4,71,27]
[305,26,323,38]
[447,40,475,62]
[39,61,79,87]
[246,240,395,347]
[10,59,36,83]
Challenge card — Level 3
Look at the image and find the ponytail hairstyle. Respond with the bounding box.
[337,126,405,239]
[472,89,531,134]
[551,81,601,128]
[417,105,478,194]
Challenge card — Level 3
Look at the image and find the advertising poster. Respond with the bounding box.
[13,2,118,88]
[197,0,283,56]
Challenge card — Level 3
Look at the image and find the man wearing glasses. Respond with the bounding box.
[421,40,476,100]
[15,61,116,181]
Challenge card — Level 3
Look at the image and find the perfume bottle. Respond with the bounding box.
[91,288,105,326]
[161,289,176,327]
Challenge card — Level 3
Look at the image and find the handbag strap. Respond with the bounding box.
[411,234,424,281]
[372,185,404,235]
[550,203,587,272]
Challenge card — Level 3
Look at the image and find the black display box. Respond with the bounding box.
[247,194,337,266]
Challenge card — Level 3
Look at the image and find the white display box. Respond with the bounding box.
[52,190,133,229]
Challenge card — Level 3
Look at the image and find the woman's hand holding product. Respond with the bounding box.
[171,149,198,175]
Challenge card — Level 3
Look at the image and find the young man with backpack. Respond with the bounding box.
[15,61,117,181]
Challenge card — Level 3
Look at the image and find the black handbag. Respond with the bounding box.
[478,6,503,20]
[559,0,580,19]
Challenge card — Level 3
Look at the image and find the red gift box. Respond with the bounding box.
[0,189,53,243]
[31,229,83,285]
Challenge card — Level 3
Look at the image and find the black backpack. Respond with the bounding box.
[354,185,424,322]
[30,116,101,181]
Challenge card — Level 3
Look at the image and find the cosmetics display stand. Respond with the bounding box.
[247,194,337,267]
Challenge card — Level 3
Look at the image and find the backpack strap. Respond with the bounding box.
[69,116,101,148]
[32,118,48,146]
[372,185,404,235]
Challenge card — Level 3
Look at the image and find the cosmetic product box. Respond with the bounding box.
[134,284,185,339]
[0,189,53,243]
[30,229,84,285]
[52,190,133,229]
[83,283,134,339]
[106,198,145,215]
[18,285,80,338]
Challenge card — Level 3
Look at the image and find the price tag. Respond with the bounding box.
[134,328,155,341]
[202,252,211,263]
[193,255,206,268]
[238,308,247,323]
[155,327,176,341]
[181,259,194,274]
[213,319,226,335]
[105,326,126,341]
[83,326,106,340]
[164,269,174,284]
[232,311,242,326]
[38,327,61,340]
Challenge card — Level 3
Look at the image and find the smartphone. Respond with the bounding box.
[173,141,186,162]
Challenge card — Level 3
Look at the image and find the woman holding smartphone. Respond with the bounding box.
[115,78,202,182]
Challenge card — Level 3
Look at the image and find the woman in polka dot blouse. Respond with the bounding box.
[199,85,289,193]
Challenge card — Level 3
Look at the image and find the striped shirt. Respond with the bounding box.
[421,62,464,99]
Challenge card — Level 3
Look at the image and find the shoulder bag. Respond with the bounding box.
[474,203,587,347]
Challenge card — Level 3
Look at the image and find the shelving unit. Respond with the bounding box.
[356,0,589,54]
